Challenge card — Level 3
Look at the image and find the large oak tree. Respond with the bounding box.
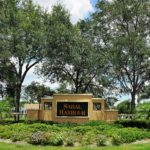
[0,0,46,120]
[39,5,109,96]
[92,0,150,112]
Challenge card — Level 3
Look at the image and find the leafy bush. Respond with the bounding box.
[118,128,150,143]
[109,128,150,144]
[81,132,96,146]
[49,133,63,146]
[0,130,15,139]
[28,123,62,133]
[56,122,78,128]
[84,120,108,126]
[112,134,123,145]
[73,126,93,135]
[25,120,55,125]
[0,121,150,146]
[28,131,50,145]
[136,103,150,119]
[28,123,50,132]
[66,137,74,146]
[11,134,23,142]
[0,101,11,119]
[96,135,107,146]
[65,131,76,146]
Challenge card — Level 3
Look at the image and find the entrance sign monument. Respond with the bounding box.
[26,94,118,123]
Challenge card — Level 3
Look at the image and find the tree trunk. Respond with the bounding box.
[130,92,136,114]
[15,84,21,122]
[75,83,79,93]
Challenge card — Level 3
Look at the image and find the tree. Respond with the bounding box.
[92,0,150,112]
[117,101,131,114]
[39,5,109,95]
[136,103,150,119]
[106,96,118,107]
[0,60,17,99]
[24,82,54,103]
[56,84,71,94]
[0,84,5,99]
[0,0,46,120]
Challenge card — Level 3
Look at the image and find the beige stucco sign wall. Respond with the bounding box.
[26,94,118,123]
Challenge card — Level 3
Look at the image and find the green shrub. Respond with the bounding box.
[79,131,96,146]
[84,121,108,126]
[117,129,137,143]
[65,131,76,146]
[0,132,11,139]
[49,133,63,146]
[66,137,74,146]
[10,131,30,142]
[112,134,123,145]
[1,121,150,146]
[56,122,78,128]
[28,131,50,145]
[136,103,150,119]
[29,124,49,132]
[28,123,62,132]
[116,120,150,129]
[73,126,93,135]
[96,135,107,146]
[117,101,131,114]
[109,128,150,144]
[0,100,11,119]
[117,128,150,143]
[11,134,22,142]
[96,125,114,131]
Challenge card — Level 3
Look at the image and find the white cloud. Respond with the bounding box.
[107,0,113,2]
[33,0,94,24]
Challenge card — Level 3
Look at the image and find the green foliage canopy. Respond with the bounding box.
[0,0,47,117]
[24,82,54,103]
[91,0,150,112]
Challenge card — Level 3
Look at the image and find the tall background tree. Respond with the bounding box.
[0,0,46,120]
[24,82,54,103]
[92,0,150,112]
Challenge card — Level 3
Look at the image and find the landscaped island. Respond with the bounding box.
[0,120,150,147]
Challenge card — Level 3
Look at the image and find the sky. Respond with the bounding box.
[23,0,98,89]
[32,0,97,24]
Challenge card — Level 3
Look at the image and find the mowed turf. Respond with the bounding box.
[0,142,150,150]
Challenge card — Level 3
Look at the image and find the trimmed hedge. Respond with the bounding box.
[116,120,150,129]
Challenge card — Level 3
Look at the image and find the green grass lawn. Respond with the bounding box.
[0,143,150,150]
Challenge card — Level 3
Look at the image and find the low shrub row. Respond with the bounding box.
[0,121,149,146]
